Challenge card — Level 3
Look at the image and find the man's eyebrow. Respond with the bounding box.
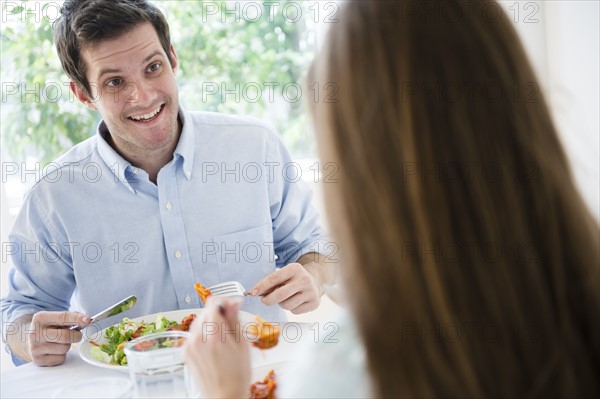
[96,51,165,80]
[143,50,164,64]
[97,67,121,81]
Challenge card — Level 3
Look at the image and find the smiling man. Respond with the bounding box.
[1,0,332,366]
[72,23,181,183]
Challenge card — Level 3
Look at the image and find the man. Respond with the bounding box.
[1,0,332,366]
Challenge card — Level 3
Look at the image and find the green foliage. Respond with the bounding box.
[1,5,99,163]
[1,0,317,164]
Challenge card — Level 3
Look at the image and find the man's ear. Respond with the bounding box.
[169,44,178,74]
[70,82,97,111]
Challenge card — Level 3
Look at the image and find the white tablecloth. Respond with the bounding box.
[1,322,319,398]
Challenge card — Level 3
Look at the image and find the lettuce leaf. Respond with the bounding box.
[90,346,111,363]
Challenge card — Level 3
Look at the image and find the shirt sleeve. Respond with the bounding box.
[266,132,332,268]
[1,190,75,354]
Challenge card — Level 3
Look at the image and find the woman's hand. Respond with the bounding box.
[184,297,251,398]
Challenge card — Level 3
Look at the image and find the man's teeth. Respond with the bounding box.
[130,106,161,121]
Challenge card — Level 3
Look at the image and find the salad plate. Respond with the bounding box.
[79,308,255,372]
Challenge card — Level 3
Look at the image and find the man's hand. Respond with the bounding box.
[251,260,322,314]
[7,311,90,366]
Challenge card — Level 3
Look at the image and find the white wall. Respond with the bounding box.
[500,1,600,220]
[545,2,600,220]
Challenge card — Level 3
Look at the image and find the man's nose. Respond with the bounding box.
[125,79,157,105]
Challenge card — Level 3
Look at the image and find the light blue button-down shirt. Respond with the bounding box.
[2,108,328,361]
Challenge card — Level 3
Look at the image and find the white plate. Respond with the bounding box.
[251,361,293,381]
[79,308,256,372]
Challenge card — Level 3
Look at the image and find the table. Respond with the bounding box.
[1,322,320,398]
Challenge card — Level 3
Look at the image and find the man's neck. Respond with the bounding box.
[125,146,176,184]
[106,119,182,184]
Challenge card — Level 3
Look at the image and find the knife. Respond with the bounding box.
[69,295,137,331]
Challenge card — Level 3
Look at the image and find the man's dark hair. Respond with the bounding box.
[53,0,174,96]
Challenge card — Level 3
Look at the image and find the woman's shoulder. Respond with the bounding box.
[279,312,372,398]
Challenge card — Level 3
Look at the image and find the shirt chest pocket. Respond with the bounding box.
[213,223,276,287]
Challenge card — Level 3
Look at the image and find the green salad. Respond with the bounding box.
[89,313,194,365]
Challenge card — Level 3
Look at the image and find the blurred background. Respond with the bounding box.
[1,0,598,370]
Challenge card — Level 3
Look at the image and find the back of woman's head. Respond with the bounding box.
[309,1,599,397]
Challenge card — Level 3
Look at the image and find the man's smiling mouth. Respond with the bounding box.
[128,104,164,123]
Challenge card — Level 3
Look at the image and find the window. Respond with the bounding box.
[0,0,338,225]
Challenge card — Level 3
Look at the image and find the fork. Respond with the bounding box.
[207,281,251,298]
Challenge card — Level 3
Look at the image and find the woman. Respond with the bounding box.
[185,1,600,397]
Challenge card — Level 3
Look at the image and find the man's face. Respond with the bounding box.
[73,22,180,158]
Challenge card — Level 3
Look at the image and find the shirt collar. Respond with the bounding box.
[95,106,196,190]
[174,107,196,181]
[96,120,137,193]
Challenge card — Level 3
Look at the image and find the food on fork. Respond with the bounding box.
[250,369,277,399]
[194,282,212,304]
[248,316,280,349]
[193,282,280,349]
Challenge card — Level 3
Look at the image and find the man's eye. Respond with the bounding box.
[106,79,122,87]
[147,63,161,73]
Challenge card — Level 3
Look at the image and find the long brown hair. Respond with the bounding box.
[309,1,599,397]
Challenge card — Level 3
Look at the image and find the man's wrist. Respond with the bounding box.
[297,252,327,296]
[6,315,33,363]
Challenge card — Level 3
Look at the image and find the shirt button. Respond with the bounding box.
[185,171,191,178]
[165,202,172,210]
[175,250,182,259]
[185,295,192,304]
